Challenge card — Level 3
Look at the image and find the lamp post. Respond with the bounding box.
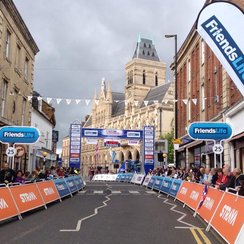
[165,34,178,167]
[42,151,48,170]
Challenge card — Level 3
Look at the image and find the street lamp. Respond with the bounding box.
[165,34,178,167]
[42,151,48,170]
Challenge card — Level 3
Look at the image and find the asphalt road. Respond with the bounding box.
[0,182,224,244]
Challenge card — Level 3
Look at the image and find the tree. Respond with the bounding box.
[160,129,174,165]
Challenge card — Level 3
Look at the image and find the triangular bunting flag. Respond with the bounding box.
[95,100,99,105]
[153,100,159,104]
[27,96,32,101]
[66,99,71,105]
[85,99,90,106]
[134,101,139,106]
[46,97,52,104]
[114,100,119,103]
[192,99,197,105]
[124,100,128,106]
[174,99,178,103]
[37,96,42,101]
[144,101,149,106]
[56,98,62,104]
[182,99,188,105]
[75,99,81,104]
[164,100,168,104]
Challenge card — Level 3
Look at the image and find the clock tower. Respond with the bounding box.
[125,36,166,116]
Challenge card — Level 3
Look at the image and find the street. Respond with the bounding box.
[0,182,223,244]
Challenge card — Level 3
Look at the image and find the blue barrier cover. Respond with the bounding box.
[116,174,122,181]
[147,176,156,189]
[54,178,71,198]
[73,176,83,190]
[160,177,173,194]
[65,177,78,193]
[153,176,164,190]
[168,179,182,197]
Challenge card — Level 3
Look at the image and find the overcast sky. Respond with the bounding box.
[13,0,205,151]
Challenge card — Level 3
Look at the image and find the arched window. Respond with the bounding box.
[143,70,146,85]
[155,72,158,86]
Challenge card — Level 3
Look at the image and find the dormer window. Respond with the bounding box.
[143,70,146,85]
[149,44,151,48]
[155,72,158,86]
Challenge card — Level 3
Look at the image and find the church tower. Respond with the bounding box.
[125,37,166,115]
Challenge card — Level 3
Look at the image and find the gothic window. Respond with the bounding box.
[143,70,146,85]
[142,50,145,55]
[149,44,151,48]
[147,51,150,56]
[152,52,155,57]
[144,43,146,48]
[155,72,158,86]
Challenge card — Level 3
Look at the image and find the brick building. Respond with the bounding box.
[175,0,244,171]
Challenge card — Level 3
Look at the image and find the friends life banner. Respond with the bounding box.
[197,1,244,97]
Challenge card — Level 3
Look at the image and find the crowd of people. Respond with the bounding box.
[148,164,244,196]
[0,162,80,185]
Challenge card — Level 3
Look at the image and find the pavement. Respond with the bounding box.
[0,182,225,244]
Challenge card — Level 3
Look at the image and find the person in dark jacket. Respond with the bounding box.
[238,174,244,196]
[0,163,16,184]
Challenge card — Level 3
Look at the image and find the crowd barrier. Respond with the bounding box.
[0,175,85,223]
[118,174,244,243]
[92,174,118,182]
[130,174,145,185]
[116,173,134,183]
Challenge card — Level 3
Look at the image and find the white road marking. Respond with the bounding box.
[129,191,140,194]
[78,191,86,194]
[146,191,157,194]
[157,194,197,228]
[93,191,103,194]
[111,191,121,194]
[60,193,112,232]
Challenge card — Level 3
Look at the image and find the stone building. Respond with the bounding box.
[0,0,39,169]
[175,0,244,171]
[81,37,174,176]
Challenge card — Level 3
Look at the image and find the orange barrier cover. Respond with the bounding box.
[210,192,244,244]
[0,187,19,221]
[36,181,60,204]
[196,187,224,223]
[10,184,45,214]
[176,181,194,204]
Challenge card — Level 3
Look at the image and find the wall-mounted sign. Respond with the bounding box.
[197,1,244,96]
[188,122,232,141]
[144,126,154,174]
[0,126,40,144]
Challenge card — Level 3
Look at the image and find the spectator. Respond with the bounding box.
[57,167,65,177]
[215,168,223,186]
[216,167,231,191]
[0,162,16,184]
[226,168,242,191]
[196,167,205,184]
[15,170,25,184]
[238,174,244,196]
[203,168,212,185]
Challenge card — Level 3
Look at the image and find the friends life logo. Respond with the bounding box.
[202,15,244,84]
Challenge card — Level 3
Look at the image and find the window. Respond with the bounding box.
[1,80,8,117]
[21,98,26,125]
[15,45,21,70]
[201,84,205,111]
[143,70,146,85]
[155,72,158,86]
[201,40,205,65]
[188,59,191,82]
[24,57,29,81]
[5,30,11,59]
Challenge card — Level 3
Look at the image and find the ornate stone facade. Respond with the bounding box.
[81,38,174,176]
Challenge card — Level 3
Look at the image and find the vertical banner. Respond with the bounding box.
[144,126,154,174]
[69,123,82,169]
[197,1,244,96]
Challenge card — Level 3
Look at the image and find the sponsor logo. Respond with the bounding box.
[171,183,178,191]
[219,204,238,226]
[180,187,188,195]
[127,131,141,138]
[202,15,244,83]
[194,127,227,134]
[190,190,199,201]
[162,181,169,188]
[19,192,37,203]
[0,198,9,209]
[56,184,66,190]
[68,181,74,187]
[84,130,98,137]
[203,197,214,210]
[43,187,55,196]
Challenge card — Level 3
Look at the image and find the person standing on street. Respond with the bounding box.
[0,162,16,184]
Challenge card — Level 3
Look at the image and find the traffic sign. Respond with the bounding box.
[212,144,224,154]
[6,147,16,157]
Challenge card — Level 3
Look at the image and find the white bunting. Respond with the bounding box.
[174,99,178,103]
[182,99,188,105]
[163,100,168,104]
[153,100,159,104]
[134,101,139,106]
[144,101,149,106]
[85,99,90,106]
[75,99,81,104]
[37,96,42,101]
[56,98,62,104]
[27,96,32,101]
[95,100,99,105]
[124,100,128,106]
[66,99,71,105]
[114,100,119,103]
[192,99,197,105]
[47,97,52,104]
